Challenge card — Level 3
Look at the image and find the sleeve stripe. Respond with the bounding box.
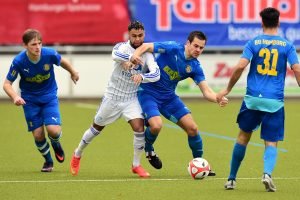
[114,51,129,60]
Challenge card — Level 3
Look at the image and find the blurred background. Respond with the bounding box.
[0,0,299,99]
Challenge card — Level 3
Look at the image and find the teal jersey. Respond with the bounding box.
[242,34,299,101]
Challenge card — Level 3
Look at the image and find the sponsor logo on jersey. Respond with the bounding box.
[25,73,50,83]
[163,66,180,80]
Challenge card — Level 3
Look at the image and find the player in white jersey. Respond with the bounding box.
[70,21,160,178]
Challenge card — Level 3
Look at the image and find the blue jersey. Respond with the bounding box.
[6,47,61,98]
[242,34,299,101]
[140,41,205,99]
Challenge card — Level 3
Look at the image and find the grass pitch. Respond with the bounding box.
[0,99,300,200]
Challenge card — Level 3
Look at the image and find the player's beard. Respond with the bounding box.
[130,41,143,49]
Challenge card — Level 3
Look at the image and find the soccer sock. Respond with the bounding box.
[188,132,203,158]
[144,127,157,152]
[48,132,62,150]
[228,143,246,180]
[263,146,277,175]
[132,132,145,167]
[35,139,53,163]
[75,126,100,157]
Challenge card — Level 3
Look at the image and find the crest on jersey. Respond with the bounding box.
[185,65,192,73]
[44,64,50,71]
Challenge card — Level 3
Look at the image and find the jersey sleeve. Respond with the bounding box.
[52,49,61,66]
[153,41,179,54]
[241,40,253,61]
[6,60,20,82]
[286,44,299,67]
[112,42,131,62]
[191,62,206,85]
[141,52,160,83]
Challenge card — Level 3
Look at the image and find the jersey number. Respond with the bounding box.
[257,48,278,76]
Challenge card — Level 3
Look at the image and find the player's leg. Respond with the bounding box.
[124,99,150,177]
[71,98,120,175]
[43,98,65,163]
[23,101,53,172]
[260,108,284,192]
[225,102,262,189]
[138,92,163,169]
[32,127,54,172]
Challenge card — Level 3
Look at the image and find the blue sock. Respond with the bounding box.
[144,127,157,152]
[48,132,62,150]
[263,146,277,175]
[35,139,53,163]
[188,132,203,158]
[228,143,246,180]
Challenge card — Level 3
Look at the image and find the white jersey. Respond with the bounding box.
[105,41,160,102]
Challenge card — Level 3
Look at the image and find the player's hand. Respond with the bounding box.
[130,54,143,65]
[71,71,79,84]
[13,96,26,106]
[131,74,143,85]
[218,96,228,107]
[216,89,229,104]
[121,61,135,70]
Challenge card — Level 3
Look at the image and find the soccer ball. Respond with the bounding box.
[187,158,211,179]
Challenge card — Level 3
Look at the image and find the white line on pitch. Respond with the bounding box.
[1,177,300,184]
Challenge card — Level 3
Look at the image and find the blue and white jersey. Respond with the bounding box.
[6,47,61,98]
[140,41,205,99]
[242,34,299,100]
[108,40,160,101]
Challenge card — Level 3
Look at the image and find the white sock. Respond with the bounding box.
[74,126,100,157]
[132,132,145,167]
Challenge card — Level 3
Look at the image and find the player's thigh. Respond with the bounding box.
[42,98,61,126]
[122,98,144,121]
[94,98,122,126]
[23,101,43,131]
[237,102,263,133]
[261,107,284,142]
[160,96,190,124]
[138,92,160,120]
[177,114,198,135]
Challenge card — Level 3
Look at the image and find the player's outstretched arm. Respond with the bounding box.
[291,63,300,86]
[216,58,249,103]
[197,80,228,107]
[131,43,154,65]
[3,79,26,106]
[60,57,79,84]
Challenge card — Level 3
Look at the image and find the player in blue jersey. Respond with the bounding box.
[217,7,300,192]
[130,31,228,174]
[3,29,79,172]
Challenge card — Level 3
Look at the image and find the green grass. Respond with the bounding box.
[0,99,300,200]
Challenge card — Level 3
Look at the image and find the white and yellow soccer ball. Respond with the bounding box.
[187,158,211,179]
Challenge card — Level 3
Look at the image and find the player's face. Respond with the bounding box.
[186,37,205,59]
[129,28,145,49]
[24,37,42,60]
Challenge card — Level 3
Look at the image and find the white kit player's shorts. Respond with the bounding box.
[94,97,144,126]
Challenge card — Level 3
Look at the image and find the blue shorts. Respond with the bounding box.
[137,91,190,123]
[237,101,284,142]
[22,96,61,132]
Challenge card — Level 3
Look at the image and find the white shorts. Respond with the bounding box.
[94,97,144,126]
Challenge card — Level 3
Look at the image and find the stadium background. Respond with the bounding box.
[0,0,299,98]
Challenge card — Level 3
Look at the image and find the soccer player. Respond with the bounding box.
[3,29,79,172]
[70,21,160,178]
[217,7,300,192]
[130,31,228,174]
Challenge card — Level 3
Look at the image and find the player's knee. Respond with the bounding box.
[186,125,198,136]
[150,124,162,134]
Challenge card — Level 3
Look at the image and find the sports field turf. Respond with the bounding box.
[0,99,299,200]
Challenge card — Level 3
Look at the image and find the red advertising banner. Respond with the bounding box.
[0,0,130,45]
